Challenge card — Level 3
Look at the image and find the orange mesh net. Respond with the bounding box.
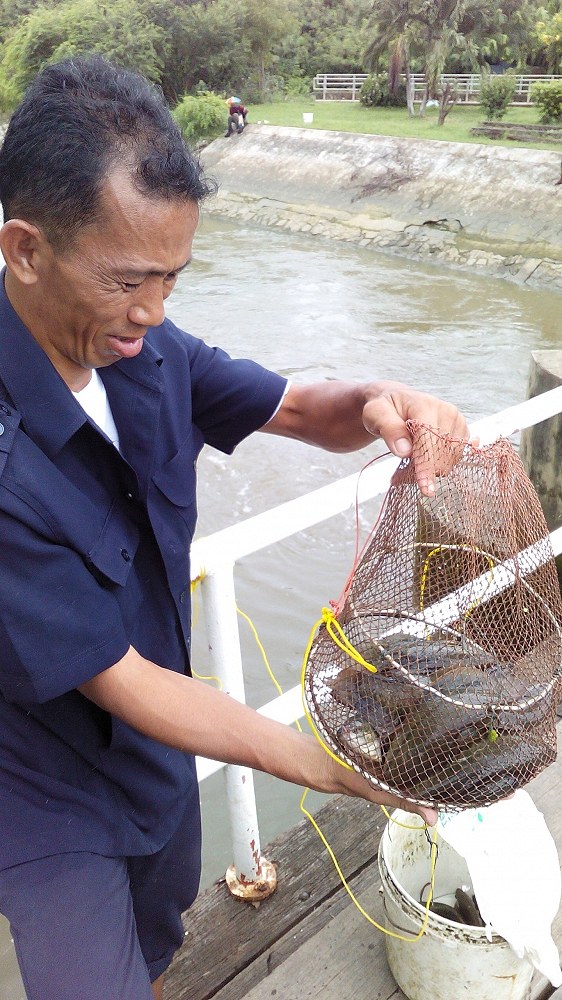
[303,423,562,810]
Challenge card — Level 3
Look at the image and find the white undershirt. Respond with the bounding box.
[72,369,120,450]
[72,372,289,449]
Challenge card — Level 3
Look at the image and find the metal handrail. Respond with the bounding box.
[192,386,562,881]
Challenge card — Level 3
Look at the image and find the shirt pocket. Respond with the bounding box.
[151,436,198,537]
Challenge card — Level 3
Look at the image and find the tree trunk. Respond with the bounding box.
[419,80,429,118]
[437,82,459,125]
[405,63,416,118]
[258,53,266,102]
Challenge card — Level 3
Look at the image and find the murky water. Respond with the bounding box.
[1,216,560,997]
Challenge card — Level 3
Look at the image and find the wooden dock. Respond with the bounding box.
[165,728,562,1000]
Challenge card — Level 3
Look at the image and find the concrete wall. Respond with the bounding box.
[201,126,562,290]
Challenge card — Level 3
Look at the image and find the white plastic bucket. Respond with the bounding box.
[302,112,314,123]
[378,810,534,1000]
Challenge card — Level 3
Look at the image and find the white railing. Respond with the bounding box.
[409,73,560,105]
[312,72,562,104]
[313,73,370,101]
[313,73,369,101]
[192,386,562,883]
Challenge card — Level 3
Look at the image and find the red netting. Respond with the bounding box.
[304,423,562,810]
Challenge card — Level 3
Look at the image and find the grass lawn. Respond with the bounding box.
[251,99,562,152]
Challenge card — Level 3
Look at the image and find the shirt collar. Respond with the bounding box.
[0,271,164,457]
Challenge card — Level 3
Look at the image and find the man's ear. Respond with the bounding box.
[0,219,46,285]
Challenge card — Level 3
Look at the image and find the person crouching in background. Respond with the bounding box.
[225,95,248,136]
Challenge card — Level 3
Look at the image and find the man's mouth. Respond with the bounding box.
[105,334,145,358]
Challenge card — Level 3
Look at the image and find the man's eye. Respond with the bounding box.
[123,281,141,291]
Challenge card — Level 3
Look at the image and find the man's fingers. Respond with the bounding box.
[363,387,469,496]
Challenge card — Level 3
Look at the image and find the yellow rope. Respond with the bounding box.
[195,589,438,945]
[322,607,379,674]
[236,605,293,708]
[300,613,353,770]
[300,787,438,942]
[189,575,223,689]
[418,544,496,620]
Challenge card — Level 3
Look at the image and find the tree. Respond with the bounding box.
[240,0,298,100]
[455,0,540,71]
[143,0,248,102]
[289,0,371,79]
[534,5,562,72]
[364,0,541,121]
[0,0,164,109]
[365,0,465,116]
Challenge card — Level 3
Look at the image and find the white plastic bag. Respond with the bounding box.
[437,789,562,987]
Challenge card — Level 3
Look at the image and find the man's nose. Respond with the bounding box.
[127,285,166,328]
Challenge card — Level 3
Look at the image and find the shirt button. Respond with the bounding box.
[125,491,134,501]
[0,423,5,436]
[120,548,130,562]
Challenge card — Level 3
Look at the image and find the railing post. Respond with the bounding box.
[520,352,562,590]
[199,564,277,901]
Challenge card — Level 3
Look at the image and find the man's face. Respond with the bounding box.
[24,167,199,390]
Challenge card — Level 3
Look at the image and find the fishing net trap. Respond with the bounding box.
[303,423,562,811]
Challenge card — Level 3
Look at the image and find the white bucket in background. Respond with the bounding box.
[302,112,314,123]
[378,810,534,1000]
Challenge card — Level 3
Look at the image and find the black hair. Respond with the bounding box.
[0,55,216,248]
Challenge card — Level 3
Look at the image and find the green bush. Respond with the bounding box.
[479,74,516,120]
[359,74,382,108]
[378,79,407,108]
[531,80,562,124]
[284,76,312,98]
[360,74,407,109]
[172,92,226,143]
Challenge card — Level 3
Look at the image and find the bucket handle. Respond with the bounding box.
[382,893,426,940]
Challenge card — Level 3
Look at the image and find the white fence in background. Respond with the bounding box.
[312,72,562,104]
[192,387,562,883]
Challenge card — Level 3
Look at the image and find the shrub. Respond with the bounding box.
[531,80,562,124]
[378,79,407,108]
[479,74,516,120]
[359,74,382,108]
[360,75,407,109]
[172,92,226,144]
[284,76,312,99]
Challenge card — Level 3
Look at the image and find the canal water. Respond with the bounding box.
[1,216,561,997]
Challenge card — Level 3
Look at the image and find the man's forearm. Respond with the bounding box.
[78,646,437,822]
[80,647,332,788]
[262,379,468,456]
[261,380,374,452]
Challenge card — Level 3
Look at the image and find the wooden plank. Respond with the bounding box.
[239,869,403,1000]
[165,797,387,1000]
[216,856,404,1000]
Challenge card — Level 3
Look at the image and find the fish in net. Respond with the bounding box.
[303,422,562,810]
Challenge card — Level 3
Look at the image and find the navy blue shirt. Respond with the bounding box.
[0,279,286,867]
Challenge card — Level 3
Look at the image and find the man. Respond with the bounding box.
[225,95,248,135]
[0,57,468,1000]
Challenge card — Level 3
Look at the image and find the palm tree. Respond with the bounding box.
[364,0,534,120]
